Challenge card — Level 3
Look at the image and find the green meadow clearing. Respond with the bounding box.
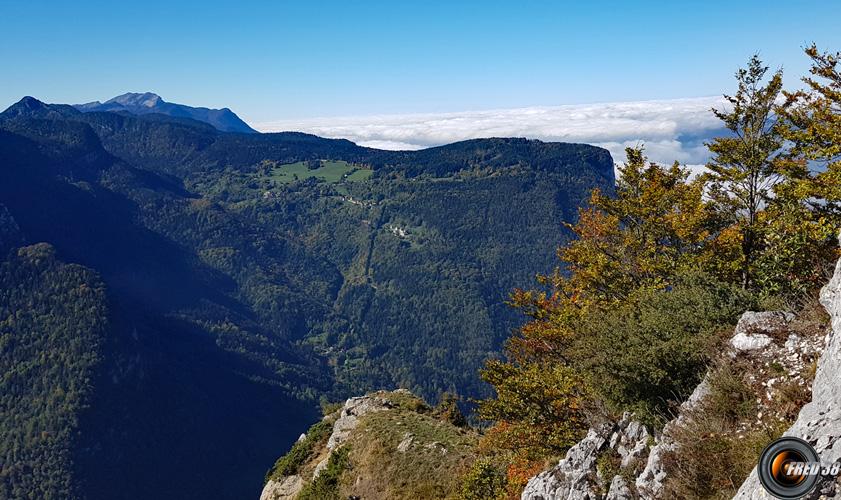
[269,160,373,184]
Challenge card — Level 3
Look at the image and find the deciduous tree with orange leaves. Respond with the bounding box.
[477,148,721,468]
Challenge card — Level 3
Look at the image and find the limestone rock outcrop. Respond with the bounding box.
[260,393,394,499]
[635,376,709,499]
[259,475,304,500]
[316,394,393,479]
[730,311,794,352]
[259,389,481,500]
[521,414,650,499]
[326,395,393,451]
[733,243,841,499]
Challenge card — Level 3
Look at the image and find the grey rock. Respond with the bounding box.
[606,475,634,500]
[424,441,448,455]
[397,432,414,453]
[784,333,802,351]
[636,375,710,499]
[521,424,612,499]
[620,439,649,469]
[522,414,650,500]
[314,394,393,480]
[730,311,794,352]
[326,413,360,452]
[612,413,650,469]
[730,331,773,351]
[259,475,304,500]
[326,395,392,451]
[734,240,841,499]
[313,457,329,480]
[635,437,672,500]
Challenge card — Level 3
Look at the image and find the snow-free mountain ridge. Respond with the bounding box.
[75,92,257,133]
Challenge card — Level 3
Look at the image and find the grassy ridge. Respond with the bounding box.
[267,391,481,500]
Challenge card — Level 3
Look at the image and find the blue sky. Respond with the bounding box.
[1,1,840,166]
[2,0,839,124]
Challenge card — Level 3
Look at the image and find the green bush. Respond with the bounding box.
[297,446,350,500]
[576,272,754,426]
[265,419,333,482]
[320,398,344,417]
[459,458,507,500]
[596,450,622,486]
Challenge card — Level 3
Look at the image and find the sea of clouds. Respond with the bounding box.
[256,96,728,171]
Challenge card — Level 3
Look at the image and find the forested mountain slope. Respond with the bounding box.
[0,97,613,499]
[0,237,109,499]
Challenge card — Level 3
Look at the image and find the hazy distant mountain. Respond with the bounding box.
[75,92,257,133]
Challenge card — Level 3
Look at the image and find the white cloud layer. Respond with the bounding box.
[255,96,727,169]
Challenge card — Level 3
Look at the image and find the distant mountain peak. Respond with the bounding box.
[73,92,257,134]
[1,96,80,120]
[17,96,48,109]
[106,92,163,108]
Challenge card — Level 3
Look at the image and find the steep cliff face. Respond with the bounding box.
[734,240,841,499]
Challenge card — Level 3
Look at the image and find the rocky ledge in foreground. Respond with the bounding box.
[521,246,841,500]
[260,389,478,500]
